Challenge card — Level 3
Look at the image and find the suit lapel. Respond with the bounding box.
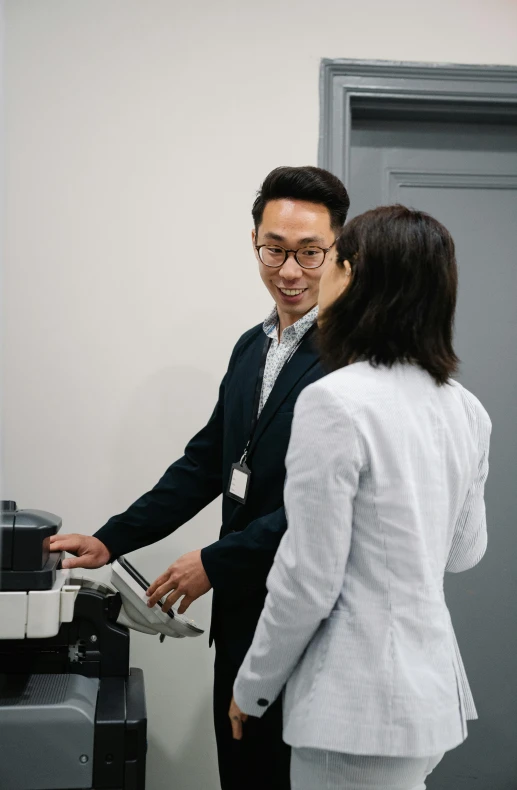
[247,328,319,458]
[233,330,270,440]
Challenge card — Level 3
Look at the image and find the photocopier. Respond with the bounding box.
[0,501,203,790]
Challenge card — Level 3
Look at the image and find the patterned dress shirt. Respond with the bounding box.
[258,305,319,416]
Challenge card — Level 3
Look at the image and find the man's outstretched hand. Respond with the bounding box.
[146,550,212,615]
[49,534,111,569]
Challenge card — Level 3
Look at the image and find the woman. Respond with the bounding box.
[229,205,491,790]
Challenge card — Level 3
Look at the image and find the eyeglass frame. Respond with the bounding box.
[255,240,336,270]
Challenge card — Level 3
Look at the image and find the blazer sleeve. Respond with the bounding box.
[233,382,364,717]
[201,506,287,592]
[446,411,491,573]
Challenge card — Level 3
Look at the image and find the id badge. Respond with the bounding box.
[227,462,251,504]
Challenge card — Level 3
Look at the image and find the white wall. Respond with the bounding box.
[3,1,517,788]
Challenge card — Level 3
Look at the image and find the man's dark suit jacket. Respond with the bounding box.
[94,323,324,665]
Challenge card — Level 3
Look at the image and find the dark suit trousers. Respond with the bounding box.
[214,649,291,790]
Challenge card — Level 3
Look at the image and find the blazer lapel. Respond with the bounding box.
[233,329,270,440]
[247,328,319,458]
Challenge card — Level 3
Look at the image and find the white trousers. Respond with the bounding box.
[291,748,445,790]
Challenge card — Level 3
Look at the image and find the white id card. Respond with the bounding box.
[227,462,251,504]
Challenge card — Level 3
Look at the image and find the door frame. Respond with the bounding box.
[318,59,517,183]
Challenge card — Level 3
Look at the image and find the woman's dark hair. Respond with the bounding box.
[318,205,459,385]
[252,166,350,232]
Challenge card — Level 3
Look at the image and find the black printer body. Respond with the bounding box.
[0,501,147,790]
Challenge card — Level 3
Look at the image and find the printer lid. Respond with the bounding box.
[0,501,62,591]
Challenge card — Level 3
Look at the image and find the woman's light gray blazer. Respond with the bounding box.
[234,361,491,757]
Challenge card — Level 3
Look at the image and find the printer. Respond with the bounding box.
[0,501,203,790]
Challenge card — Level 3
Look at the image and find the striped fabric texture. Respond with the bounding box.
[290,748,445,790]
[234,361,491,758]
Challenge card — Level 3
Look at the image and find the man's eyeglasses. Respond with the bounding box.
[255,241,335,270]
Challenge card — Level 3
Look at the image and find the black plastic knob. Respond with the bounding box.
[1,500,17,512]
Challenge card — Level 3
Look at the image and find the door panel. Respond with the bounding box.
[350,119,517,789]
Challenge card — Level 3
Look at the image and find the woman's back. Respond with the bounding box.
[279,360,490,757]
[323,361,490,615]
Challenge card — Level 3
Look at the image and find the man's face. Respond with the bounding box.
[253,199,335,324]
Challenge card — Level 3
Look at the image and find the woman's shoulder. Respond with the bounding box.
[447,379,492,433]
[300,362,379,414]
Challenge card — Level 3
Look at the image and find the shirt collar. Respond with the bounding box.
[263,305,319,342]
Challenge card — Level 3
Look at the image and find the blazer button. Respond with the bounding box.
[257,698,269,707]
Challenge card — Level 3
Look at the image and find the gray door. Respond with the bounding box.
[349,116,517,789]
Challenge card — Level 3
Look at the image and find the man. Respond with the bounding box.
[50,166,350,790]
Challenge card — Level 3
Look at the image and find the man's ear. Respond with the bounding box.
[251,228,256,245]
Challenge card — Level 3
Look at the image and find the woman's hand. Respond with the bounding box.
[229,696,248,740]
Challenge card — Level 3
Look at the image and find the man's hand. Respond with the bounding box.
[146,550,212,615]
[229,696,248,740]
[49,534,111,569]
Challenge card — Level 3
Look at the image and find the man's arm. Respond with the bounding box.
[145,506,287,613]
[200,506,287,593]
[50,327,263,571]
